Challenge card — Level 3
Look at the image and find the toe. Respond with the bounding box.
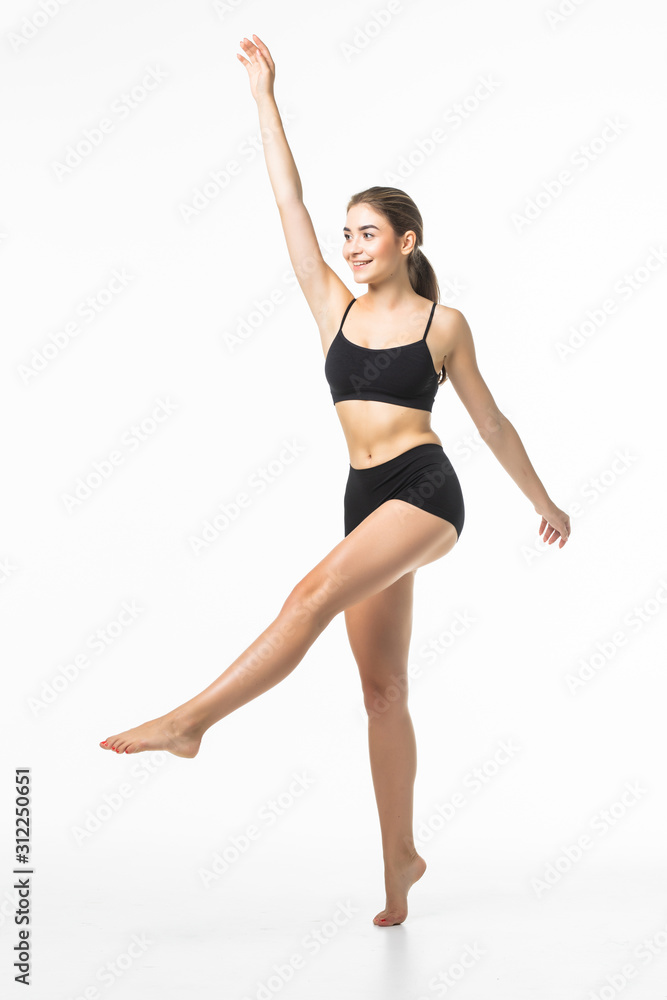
[374,908,403,926]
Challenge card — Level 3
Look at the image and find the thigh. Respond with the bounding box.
[287,498,457,625]
[345,569,415,692]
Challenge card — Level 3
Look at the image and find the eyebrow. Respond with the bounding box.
[342,224,380,232]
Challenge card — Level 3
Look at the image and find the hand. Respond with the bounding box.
[534,500,571,548]
[237,34,276,102]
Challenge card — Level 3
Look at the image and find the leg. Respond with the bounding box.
[345,570,426,926]
[99,500,457,756]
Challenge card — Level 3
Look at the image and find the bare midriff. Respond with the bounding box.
[334,399,443,469]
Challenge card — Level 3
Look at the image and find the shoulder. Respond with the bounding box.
[432,303,466,327]
[432,304,472,354]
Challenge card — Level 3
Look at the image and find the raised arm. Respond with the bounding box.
[237,35,349,331]
[443,308,571,548]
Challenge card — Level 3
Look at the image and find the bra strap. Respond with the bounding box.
[339,297,356,331]
[422,301,437,339]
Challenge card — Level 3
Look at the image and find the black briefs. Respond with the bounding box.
[343,442,465,540]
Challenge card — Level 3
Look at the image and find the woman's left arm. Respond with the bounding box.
[441,308,571,548]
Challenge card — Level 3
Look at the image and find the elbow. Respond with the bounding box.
[277,190,304,211]
[478,410,506,441]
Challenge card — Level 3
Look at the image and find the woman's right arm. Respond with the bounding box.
[238,35,349,330]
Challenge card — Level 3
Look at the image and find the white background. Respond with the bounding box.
[2,0,666,997]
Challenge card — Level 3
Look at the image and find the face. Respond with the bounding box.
[343,203,416,283]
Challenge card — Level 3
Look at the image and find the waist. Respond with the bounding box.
[349,438,445,472]
[335,402,441,469]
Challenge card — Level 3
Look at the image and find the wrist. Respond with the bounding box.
[532,490,551,511]
[256,89,277,110]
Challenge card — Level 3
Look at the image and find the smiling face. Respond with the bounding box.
[343,202,416,283]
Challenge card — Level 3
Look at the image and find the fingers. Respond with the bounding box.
[239,34,274,71]
[552,518,570,545]
[252,33,274,66]
[239,37,267,74]
[538,514,570,547]
[544,524,568,546]
[240,36,260,59]
[237,38,252,68]
[541,521,558,543]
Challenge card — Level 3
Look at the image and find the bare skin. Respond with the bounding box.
[345,569,428,924]
[101,34,571,928]
[100,500,458,925]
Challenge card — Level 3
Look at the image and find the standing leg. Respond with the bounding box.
[345,570,426,926]
[99,499,457,757]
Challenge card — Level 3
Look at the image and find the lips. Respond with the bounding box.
[352,260,372,267]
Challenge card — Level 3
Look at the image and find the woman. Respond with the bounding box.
[99,35,571,927]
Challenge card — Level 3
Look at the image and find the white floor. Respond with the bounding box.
[7,837,667,1000]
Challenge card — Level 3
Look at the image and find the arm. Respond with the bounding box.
[237,35,348,325]
[444,309,571,548]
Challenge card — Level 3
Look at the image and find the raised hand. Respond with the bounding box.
[237,34,276,102]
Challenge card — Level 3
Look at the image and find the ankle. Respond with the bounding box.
[170,705,208,737]
[383,844,419,868]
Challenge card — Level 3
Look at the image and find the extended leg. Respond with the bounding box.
[100,500,458,756]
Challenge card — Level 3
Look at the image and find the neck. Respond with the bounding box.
[359,272,416,311]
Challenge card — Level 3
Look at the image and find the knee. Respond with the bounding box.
[281,568,344,629]
[362,674,410,718]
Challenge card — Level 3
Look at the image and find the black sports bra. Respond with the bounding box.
[324,298,445,412]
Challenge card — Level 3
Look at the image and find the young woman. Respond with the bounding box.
[99,35,570,926]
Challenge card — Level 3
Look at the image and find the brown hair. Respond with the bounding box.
[346,185,447,384]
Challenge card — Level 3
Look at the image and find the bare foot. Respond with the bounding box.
[99,710,203,759]
[373,853,427,926]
